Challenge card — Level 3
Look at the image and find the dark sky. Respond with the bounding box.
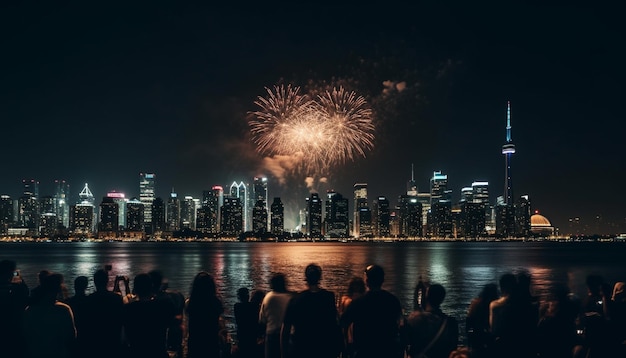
[2,3,625,233]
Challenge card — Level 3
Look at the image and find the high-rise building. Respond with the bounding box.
[70,185,96,238]
[253,176,268,215]
[516,195,531,237]
[98,196,119,235]
[38,195,57,237]
[353,183,368,237]
[230,181,249,231]
[252,200,268,235]
[306,193,322,237]
[18,179,40,233]
[407,164,418,197]
[139,173,155,233]
[166,190,181,232]
[180,196,196,230]
[397,195,422,237]
[126,198,145,232]
[0,195,13,235]
[270,197,284,236]
[221,197,243,236]
[202,186,223,234]
[54,180,70,228]
[458,181,489,238]
[372,196,391,238]
[325,191,349,238]
[151,197,165,233]
[107,192,127,229]
[430,171,449,205]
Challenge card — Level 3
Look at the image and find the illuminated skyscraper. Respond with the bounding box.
[180,196,196,229]
[107,192,127,229]
[397,195,422,237]
[126,198,144,232]
[202,186,223,234]
[18,179,39,233]
[270,197,284,236]
[407,164,418,197]
[306,193,322,237]
[230,181,249,231]
[325,191,349,238]
[372,196,391,238]
[152,197,165,233]
[253,177,268,207]
[0,195,13,235]
[139,173,155,233]
[353,183,368,237]
[221,197,243,236]
[166,190,181,232]
[98,196,119,234]
[252,200,268,235]
[54,180,70,228]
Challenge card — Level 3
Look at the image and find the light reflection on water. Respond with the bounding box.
[4,241,626,343]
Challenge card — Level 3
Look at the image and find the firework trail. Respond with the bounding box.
[249,84,375,177]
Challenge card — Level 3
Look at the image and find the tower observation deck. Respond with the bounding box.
[502,101,515,205]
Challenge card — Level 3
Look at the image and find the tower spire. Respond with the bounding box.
[502,101,516,205]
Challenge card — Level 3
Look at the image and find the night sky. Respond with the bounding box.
[2,3,625,233]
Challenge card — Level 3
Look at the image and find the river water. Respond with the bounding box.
[3,241,625,342]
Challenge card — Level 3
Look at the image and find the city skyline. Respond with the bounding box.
[2,3,624,233]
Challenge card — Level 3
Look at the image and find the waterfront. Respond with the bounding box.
[3,241,626,342]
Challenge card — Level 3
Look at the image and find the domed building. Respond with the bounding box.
[530,211,554,237]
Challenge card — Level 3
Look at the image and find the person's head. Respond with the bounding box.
[190,271,217,300]
[237,287,250,302]
[364,264,385,289]
[148,270,164,292]
[499,273,517,296]
[479,283,499,303]
[251,290,266,305]
[74,276,88,295]
[270,273,287,293]
[133,273,154,299]
[305,264,322,286]
[93,269,109,291]
[347,276,366,297]
[41,273,64,303]
[426,284,446,308]
[586,274,604,296]
[0,260,17,282]
[38,270,51,284]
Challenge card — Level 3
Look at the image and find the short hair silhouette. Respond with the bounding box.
[365,264,385,288]
[304,264,322,285]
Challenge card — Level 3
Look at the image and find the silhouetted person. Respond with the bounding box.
[407,284,459,358]
[466,283,498,357]
[123,273,175,358]
[576,274,613,358]
[22,273,76,358]
[338,276,366,358]
[259,273,291,358]
[84,268,123,358]
[536,285,578,358]
[66,276,89,356]
[148,270,185,357]
[235,287,261,358]
[340,264,404,358]
[489,272,538,358]
[250,289,266,358]
[281,263,342,358]
[0,259,29,358]
[28,269,50,305]
[185,271,224,358]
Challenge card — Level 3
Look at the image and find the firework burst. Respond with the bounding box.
[248,84,375,176]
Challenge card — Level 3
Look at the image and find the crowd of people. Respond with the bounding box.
[1,258,625,358]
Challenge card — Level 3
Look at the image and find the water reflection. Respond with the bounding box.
[4,241,626,343]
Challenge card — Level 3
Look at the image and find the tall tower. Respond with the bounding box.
[502,101,516,205]
[139,173,156,233]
